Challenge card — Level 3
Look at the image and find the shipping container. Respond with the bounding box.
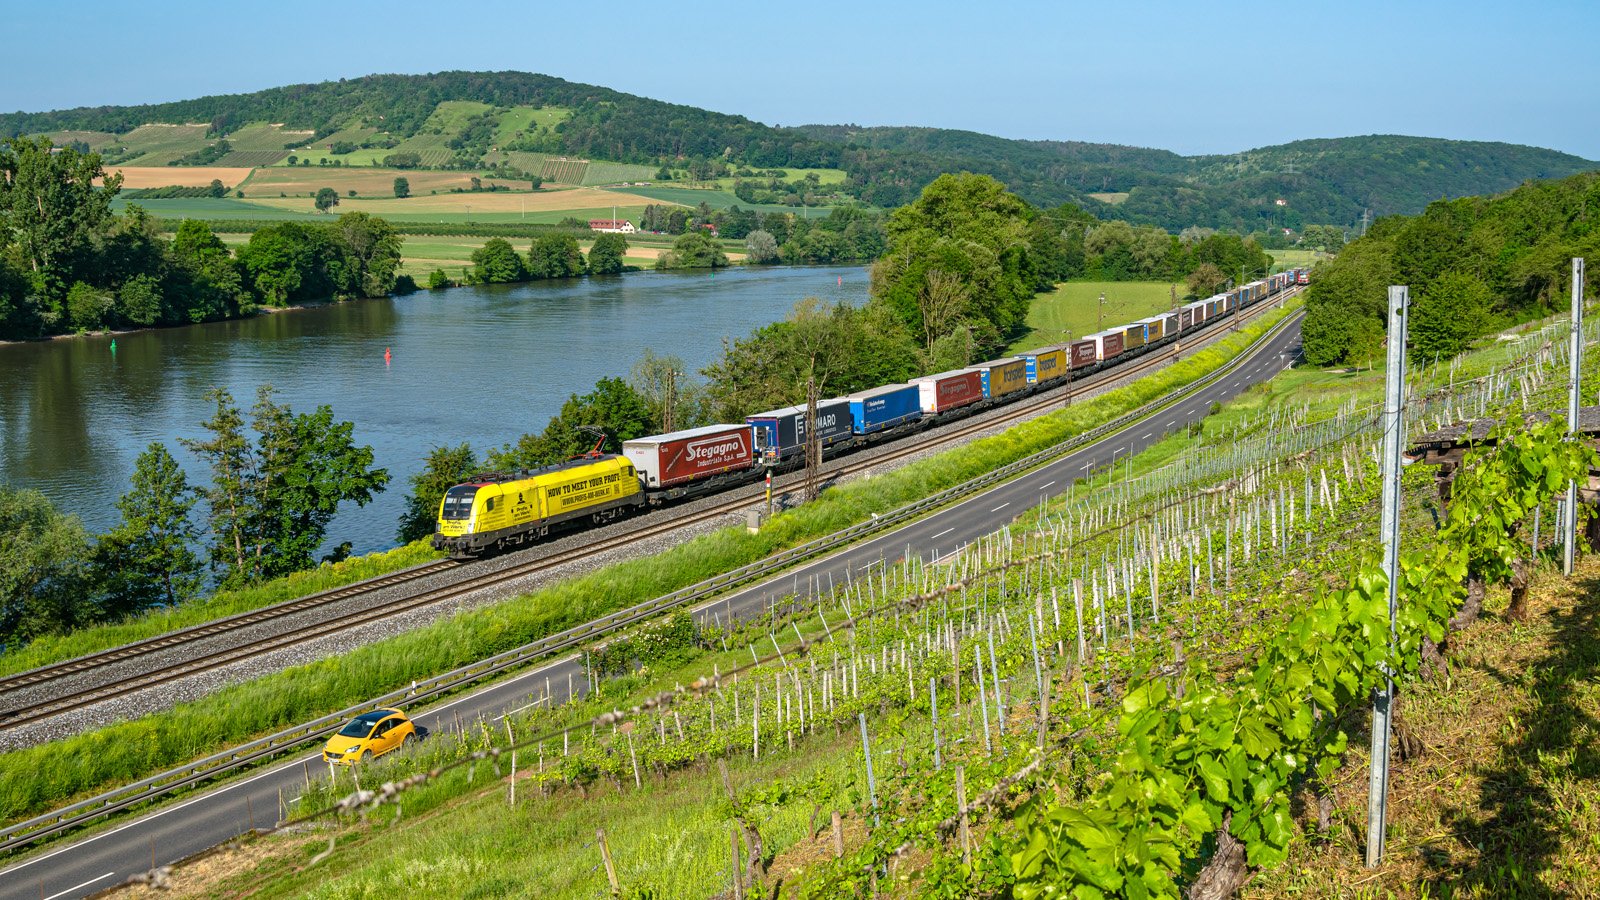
[971,357,1030,400]
[847,383,923,434]
[1160,313,1179,336]
[909,369,984,414]
[1178,307,1194,330]
[623,424,754,489]
[1017,345,1069,384]
[1069,339,1098,369]
[745,399,854,463]
[1134,316,1166,342]
[1086,329,1125,360]
[1122,323,1148,349]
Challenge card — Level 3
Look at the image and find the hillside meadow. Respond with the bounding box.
[1004,280,1187,354]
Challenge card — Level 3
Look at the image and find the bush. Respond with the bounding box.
[392,274,419,295]
[427,269,451,290]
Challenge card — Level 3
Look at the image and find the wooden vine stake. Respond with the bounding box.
[956,764,971,865]
[597,827,619,896]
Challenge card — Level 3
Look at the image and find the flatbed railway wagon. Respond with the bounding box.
[747,399,854,466]
[910,369,984,415]
[971,357,1030,401]
[1017,345,1069,385]
[848,383,923,437]
[432,455,645,557]
[623,423,756,502]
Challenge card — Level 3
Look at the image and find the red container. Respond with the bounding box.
[910,369,984,413]
[1069,340,1097,369]
[622,424,754,488]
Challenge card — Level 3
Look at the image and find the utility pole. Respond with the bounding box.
[1365,285,1409,868]
[1563,258,1586,574]
[804,376,820,504]
[664,369,679,434]
[1098,292,1107,332]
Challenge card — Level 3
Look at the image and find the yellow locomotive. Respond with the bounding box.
[432,454,644,558]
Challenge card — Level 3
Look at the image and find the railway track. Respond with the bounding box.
[0,291,1296,734]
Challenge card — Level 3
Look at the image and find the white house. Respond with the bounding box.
[588,219,636,234]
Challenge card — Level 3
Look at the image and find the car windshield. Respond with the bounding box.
[441,485,478,521]
[338,713,385,738]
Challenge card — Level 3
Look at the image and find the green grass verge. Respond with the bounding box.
[0,542,443,681]
[1005,280,1188,355]
[0,302,1295,827]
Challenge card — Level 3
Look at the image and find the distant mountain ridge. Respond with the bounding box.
[3,70,1592,232]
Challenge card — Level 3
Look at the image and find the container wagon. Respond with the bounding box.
[1017,345,1069,384]
[909,369,984,414]
[971,357,1030,400]
[1068,340,1098,369]
[1134,316,1166,343]
[1122,323,1148,350]
[1086,329,1125,361]
[847,383,923,435]
[746,399,854,465]
[623,424,755,500]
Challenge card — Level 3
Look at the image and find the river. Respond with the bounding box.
[0,265,869,557]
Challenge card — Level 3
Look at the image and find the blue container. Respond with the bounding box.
[746,399,854,463]
[847,384,922,434]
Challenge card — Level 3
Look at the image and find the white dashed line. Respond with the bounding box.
[932,528,954,539]
[991,503,1009,512]
[45,873,116,900]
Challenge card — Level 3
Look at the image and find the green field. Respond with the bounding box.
[1268,248,1332,269]
[713,167,847,190]
[605,185,847,215]
[1005,280,1187,354]
[110,197,328,220]
[581,162,658,185]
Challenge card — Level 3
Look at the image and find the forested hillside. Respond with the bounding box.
[797,125,1597,231]
[1300,170,1600,366]
[5,71,1593,234]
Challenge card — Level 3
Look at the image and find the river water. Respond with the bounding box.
[0,265,869,556]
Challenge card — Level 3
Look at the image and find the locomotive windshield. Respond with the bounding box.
[441,485,479,520]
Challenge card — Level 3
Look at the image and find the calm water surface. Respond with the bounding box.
[0,266,869,556]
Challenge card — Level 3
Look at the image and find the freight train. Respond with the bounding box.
[432,270,1305,557]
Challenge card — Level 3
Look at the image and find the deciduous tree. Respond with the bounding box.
[93,443,202,613]
[396,444,479,544]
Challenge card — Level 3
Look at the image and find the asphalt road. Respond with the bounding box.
[0,308,1303,900]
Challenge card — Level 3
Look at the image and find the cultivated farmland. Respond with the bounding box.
[240,168,528,198]
[582,163,657,185]
[102,166,254,189]
[541,158,589,184]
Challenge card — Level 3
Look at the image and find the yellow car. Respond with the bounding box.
[322,708,425,765]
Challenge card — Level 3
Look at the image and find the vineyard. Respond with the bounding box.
[541,158,590,185]
[582,163,658,185]
[113,310,1600,899]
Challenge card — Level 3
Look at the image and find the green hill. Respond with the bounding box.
[4,71,1593,233]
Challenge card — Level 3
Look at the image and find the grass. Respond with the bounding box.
[109,197,327,220]
[0,304,1297,830]
[240,168,530,199]
[0,541,443,682]
[1268,248,1331,268]
[604,185,847,215]
[389,236,709,278]
[1005,280,1187,354]
[1249,558,1600,899]
[711,167,849,190]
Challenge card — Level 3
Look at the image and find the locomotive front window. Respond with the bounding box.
[441,486,479,520]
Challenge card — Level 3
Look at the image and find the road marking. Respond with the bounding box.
[1040,481,1055,489]
[493,695,551,721]
[1081,463,1092,470]
[991,503,1009,512]
[1142,433,1152,439]
[931,528,954,539]
[44,872,115,900]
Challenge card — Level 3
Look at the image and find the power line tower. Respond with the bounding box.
[803,377,821,504]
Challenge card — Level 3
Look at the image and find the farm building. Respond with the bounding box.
[588,219,636,233]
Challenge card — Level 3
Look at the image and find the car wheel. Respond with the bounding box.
[355,750,368,764]
[403,732,417,747]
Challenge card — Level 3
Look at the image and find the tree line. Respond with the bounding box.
[0,137,407,341]
[1,389,386,648]
[1301,171,1600,367]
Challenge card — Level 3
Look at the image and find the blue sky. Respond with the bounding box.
[7,0,1596,159]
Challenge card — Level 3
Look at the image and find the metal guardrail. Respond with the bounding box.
[0,300,1302,856]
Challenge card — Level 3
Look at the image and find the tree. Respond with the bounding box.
[333,212,404,297]
[528,233,585,278]
[915,268,970,352]
[1410,270,1492,359]
[630,348,705,432]
[871,173,1039,348]
[66,281,113,330]
[0,137,121,298]
[180,389,257,585]
[744,230,779,264]
[656,232,729,270]
[0,484,93,647]
[428,269,451,290]
[470,176,483,192]
[1186,262,1227,298]
[472,237,529,282]
[393,177,410,199]
[119,274,163,326]
[208,179,226,199]
[314,187,339,213]
[529,176,543,190]
[587,233,629,275]
[93,443,202,614]
[396,443,479,544]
